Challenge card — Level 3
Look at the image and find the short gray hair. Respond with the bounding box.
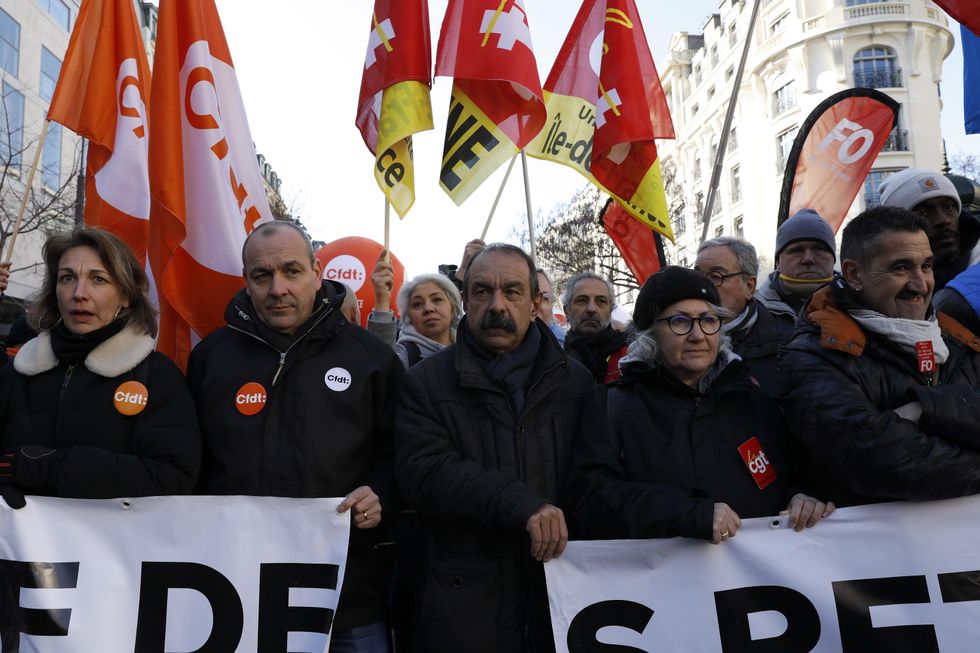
[396,273,464,330]
[625,304,733,364]
[561,271,616,309]
[697,237,759,277]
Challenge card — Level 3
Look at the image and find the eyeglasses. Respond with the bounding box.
[656,314,723,336]
[705,270,748,287]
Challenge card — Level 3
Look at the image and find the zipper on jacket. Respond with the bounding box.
[227,304,334,388]
[59,364,75,403]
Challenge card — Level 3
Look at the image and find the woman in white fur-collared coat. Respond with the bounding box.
[0,228,200,503]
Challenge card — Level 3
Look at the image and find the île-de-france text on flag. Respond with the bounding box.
[46,0,152,263]
[436,0,546,205]
[528,0,675,241]
[356,0,433,218]
[148,0,272,369]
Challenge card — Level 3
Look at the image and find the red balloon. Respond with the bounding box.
[315,237,405,328]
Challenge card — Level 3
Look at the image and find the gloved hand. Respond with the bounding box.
[0,486,25,509]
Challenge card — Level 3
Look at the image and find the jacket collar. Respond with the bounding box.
[803,285,868,357]
[14,324,155,377]
[224,280,343,351]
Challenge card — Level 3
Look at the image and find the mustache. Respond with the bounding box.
[934,228,958,241]
[897,289,927,300]
[479,312,517,333]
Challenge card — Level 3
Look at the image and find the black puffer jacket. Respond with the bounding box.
[0,325,200,497]
[568,353,793,541]
[779,282,980,506]
[728,298,793,395]
[187,281,402,632]
[394,319,596,653]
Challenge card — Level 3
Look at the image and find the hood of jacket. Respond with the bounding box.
[13,324,156,377]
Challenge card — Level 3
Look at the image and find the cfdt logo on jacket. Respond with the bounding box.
[324,368,352,392]
[235,382,267,416]
[114,381,149,416]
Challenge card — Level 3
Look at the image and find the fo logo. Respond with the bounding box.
[324,367,352,392]
[323,255,366,292]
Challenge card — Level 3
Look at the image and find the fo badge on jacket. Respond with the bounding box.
[738,437,777,490]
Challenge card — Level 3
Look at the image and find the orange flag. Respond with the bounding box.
[148,0,272,369]
[46,0,152,261]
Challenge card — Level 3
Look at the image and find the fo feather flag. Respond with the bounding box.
[148,0,272,369]
[600,198,666,286]
[47,0,152,262]
[528,0,675,241]
[436,0,546,205]
[356,0,433,217]
[776,88,898,232]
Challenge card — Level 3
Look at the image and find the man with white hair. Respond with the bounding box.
[562,271,627,383]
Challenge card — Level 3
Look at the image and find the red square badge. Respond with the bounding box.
[915,341,936,374]
[738,437,777,490]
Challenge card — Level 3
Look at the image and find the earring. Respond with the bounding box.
[113,306,123,320]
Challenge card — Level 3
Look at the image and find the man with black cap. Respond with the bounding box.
[759,208,838,327]
[880,167,979,289]
[695,236,788,395]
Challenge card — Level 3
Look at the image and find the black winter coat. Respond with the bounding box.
[0,325,200,498]
[779,282,980,506]
[394,319,597,653]
[568,355,793,541]
[729,298,793,395]
[186,281,403,632]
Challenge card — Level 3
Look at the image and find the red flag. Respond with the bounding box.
[933,1,980,37]
[528,0,675,240]
[777,88,899,232]
[436,0,545,204]
[148,0,272,369]
[355,0,433,217]
[600,199,665,286]
[46,0,151,261]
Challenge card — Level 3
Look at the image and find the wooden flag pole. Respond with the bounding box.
[481,152,519,241]
[383,198,391,263]
[521,150,536,262]
[4,120,50,263]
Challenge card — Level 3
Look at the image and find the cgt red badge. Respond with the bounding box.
[738,437,777,490]
[915,341,936,374]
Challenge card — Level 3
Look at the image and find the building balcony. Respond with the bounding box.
[881,128,909,152]
[854,68,903,89]
[845,2,909,22]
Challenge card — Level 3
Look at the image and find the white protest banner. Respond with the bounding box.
[547,495,980,652]
[0,495,350,652]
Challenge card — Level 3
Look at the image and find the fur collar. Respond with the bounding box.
[14,325,156,377]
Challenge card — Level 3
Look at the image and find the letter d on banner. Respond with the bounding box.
[134,562,244,652]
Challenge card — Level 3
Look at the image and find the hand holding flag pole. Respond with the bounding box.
[4,120,51,263]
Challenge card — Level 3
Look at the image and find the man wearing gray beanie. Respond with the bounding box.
[758,208,838,327]
[879,167,979,289]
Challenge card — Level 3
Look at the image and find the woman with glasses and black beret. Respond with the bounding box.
[568,266,833,545]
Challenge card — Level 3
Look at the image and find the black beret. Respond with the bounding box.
[633,266,721,331]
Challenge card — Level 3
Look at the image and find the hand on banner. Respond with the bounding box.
[371,251,395,311]
[527,503,568,562]
[454,239,485,282]
[337,486,382,529]
[0,261,10,295]
[712,503,742,544]
[781,494,835,531]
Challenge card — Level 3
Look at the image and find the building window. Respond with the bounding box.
[695,192,705,224]
[731,165,742,203]
[35,0,71,31]
[776,126,799,173]
[715,225,724,237]
[708,85,716,99]
[729,23,737,47]
[0,9,19,77]
[734,216,744,237]
[691,103,699,117]
[728,126,738,152]
[710,140,719,165]
[41,122,61,189]
[675,213,687,236]
[694,64,702,85]
[710,45,719,67]
[770,13,789,36]
[864,169,899,208]
[1,81,25,168]
[725,66,734,81]
[773,79,797,115]
[40,47,61,102]
[846,0,888,5]
[693,154,702,182]
[854,46,901,88]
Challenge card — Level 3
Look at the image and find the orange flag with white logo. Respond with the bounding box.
[148,0,272,369]
[46,0,152,261]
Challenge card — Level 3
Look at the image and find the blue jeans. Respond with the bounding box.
[330,621,390,653]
